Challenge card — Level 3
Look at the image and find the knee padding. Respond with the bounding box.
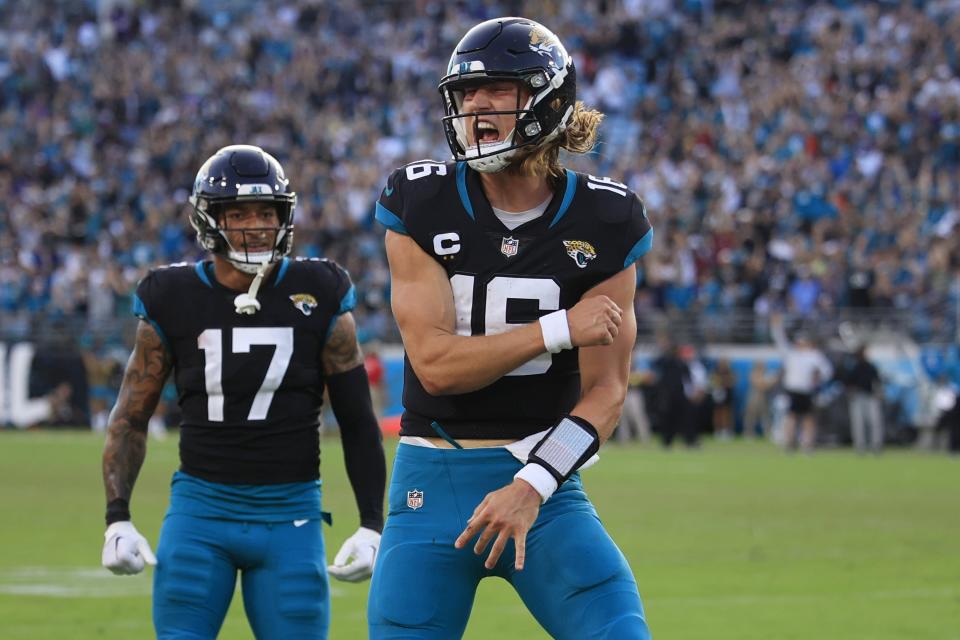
[276,562,327,618]
[371,543,440,627]
[548,517,628,590]
[159,547,214,603]
[600,613,651,640]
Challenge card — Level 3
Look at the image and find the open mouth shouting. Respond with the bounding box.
[473,118,502,145]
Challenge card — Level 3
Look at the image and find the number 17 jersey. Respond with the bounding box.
[133,257,355,484]
[376,161,653,440]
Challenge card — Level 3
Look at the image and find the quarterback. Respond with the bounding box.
[369,17,653,640]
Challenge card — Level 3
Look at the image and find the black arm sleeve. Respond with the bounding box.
[326,365,386,532]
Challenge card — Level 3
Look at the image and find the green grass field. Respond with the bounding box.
[0,431,957,639]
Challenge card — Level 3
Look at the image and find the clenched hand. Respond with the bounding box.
[567,295,622,347]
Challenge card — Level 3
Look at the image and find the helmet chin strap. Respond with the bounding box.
[234,261,271,315]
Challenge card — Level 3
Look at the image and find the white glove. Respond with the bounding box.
[327,527,381,583]
[102,521,157,575]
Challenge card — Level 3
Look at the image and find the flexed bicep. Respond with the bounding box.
[383,229,550,395]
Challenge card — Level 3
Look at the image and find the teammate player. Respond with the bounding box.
[100,145,386,639]
[369,18,652,639]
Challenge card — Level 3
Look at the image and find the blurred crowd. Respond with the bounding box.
[2,0,960,350]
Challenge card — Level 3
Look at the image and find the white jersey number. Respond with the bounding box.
[197,327,294,422]
[449,275,559,376]
[405,162,448,181]
[586,175,628,196]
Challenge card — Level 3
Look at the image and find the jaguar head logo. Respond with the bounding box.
[563,240,597,269]
[290,293,318,316]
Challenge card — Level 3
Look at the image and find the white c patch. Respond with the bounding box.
[433,232,460,256]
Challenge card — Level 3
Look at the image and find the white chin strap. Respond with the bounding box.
[234,261,271,315]
[226,249,274,274]
[456,127,519,173]
[452,97,532,174]
[466,139,518,173]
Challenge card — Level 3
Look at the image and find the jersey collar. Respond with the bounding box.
[458,162,578,234]
[194,257,290,291]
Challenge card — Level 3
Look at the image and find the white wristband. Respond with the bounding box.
[538,310,573,353]
[514,463,559,504]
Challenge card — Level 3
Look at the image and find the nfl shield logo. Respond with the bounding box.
[500,236,519,257]
[407,489,424,510]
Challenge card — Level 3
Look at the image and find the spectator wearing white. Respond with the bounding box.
[844,345,884,454]
[771,313,833,452]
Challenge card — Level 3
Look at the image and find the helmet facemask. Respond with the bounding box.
[188,144,298,275]
[441,71,573,173]
[189,194,296,275]
[442,79,537,173]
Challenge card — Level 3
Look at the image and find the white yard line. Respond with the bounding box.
[0,566,345,599]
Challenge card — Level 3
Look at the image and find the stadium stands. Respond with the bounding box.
[1,0,959,439]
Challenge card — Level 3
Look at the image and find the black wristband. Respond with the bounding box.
[528,414,600,485]
[326,365,387,532]
[105,498,131,525]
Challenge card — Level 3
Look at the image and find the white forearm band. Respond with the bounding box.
[538,309,573,353]
[514,463,559,504]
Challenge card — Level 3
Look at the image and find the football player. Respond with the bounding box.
[100,145,386,639]
[368,18,652,640]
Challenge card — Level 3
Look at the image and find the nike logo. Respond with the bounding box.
[384,186,394,196]
[293,519,309,527]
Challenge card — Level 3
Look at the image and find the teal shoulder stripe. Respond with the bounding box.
[274,257,290,286]
[548,170,578,228]
[375,202,408,234]
[456,162,475,220]
[132,293,170,348]
[624,227,654,268]
[338,284,357,315]
[194,261,213,288]
[325,284,357,343]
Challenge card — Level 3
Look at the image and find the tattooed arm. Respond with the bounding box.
[322,312,386,541]
[322,312,365,374]
[102,320,173,523]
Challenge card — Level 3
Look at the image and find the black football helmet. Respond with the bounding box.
[188,145,296,273]
[439,17,577,173]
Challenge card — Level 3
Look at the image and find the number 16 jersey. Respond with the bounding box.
[376,161,653,440]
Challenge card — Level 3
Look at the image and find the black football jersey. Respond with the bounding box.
[376,160,653,439]
[133,257,355,484]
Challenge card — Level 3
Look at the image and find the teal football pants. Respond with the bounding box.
[153,514,329,639]
[368,444,650,639]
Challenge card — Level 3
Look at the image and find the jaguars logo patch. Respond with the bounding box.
[529,27,566,70]
[563,240,597,269]
[290,293,318,316]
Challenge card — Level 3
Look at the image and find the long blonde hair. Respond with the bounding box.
[512,101,605,180]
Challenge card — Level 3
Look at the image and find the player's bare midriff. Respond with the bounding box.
[419,436,519,449]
